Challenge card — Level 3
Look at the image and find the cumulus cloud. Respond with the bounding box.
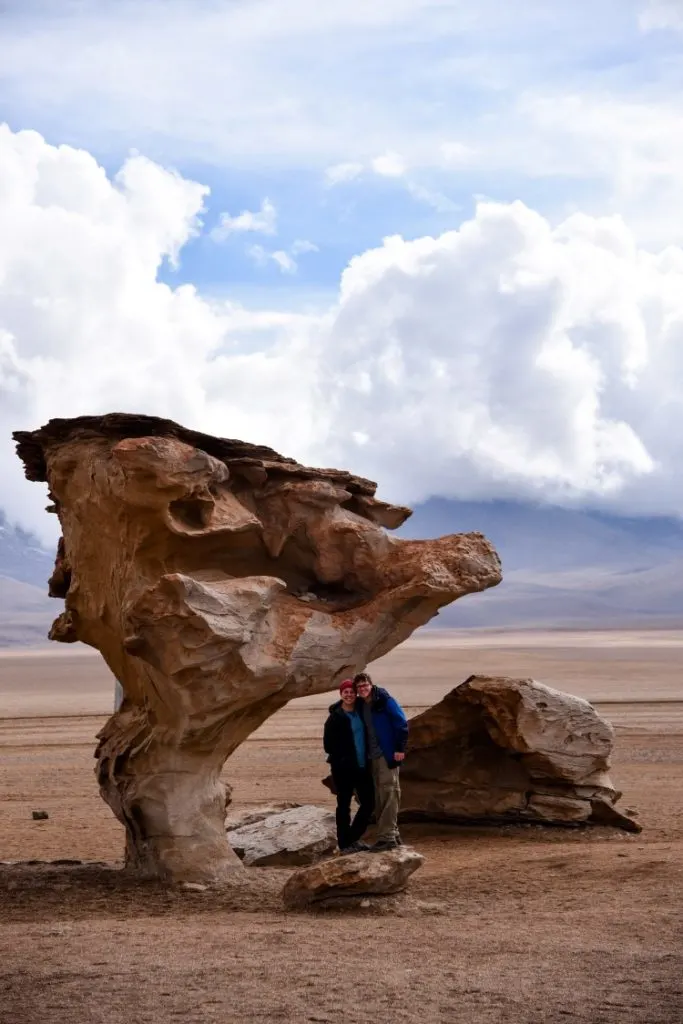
[211,197,276,240]
[4,125,683,543]
[270,251,297,274]
[440,141,477,167]
[371,151,407,178]
[2,0,681,263]
[640,0,683,31]
[324,162,364,186]
[247,238,317,274]
[405,182,459,213]
[325,153,457,214]
[510,92,683,250]
[290,239,319,255]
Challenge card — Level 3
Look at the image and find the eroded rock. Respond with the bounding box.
[225,803,301,832]
[228,805,336,866]
[283,847,424,907]
[400,675,640,832]
[13,414,502,882]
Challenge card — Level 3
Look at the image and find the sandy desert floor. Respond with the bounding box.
[1,631,682,1024]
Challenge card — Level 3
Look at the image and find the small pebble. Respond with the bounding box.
[32,810,49,821]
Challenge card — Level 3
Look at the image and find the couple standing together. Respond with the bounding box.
[323,671,408,854]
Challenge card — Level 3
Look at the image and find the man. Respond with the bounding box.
[353,670,408,851]
[323,679,375,854]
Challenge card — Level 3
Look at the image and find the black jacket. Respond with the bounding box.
[323,699,365,776]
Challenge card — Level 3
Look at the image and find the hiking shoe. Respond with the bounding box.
[339,840,370,855]
[370,836,402,852]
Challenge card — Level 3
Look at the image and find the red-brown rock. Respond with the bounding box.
[399,675,640,832]
[282,847,424,907]
[13,414,502,882]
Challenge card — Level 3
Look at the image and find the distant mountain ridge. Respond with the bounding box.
[0,512,56,646]
[2,500,683,645]
[0,511,55,587]
[399,500,683,628]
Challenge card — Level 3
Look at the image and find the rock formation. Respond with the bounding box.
[399,675,640,831]
[13,414,502,883]
[225,803,300,831]
[283,847,424,907]
[227,805,336,866]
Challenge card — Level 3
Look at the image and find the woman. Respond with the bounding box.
[323,678,375,854]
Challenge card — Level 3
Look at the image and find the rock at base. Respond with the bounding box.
[399,675,641,832]
[283,847,424,908]
[228,805,336,867]
[226,802,301,832]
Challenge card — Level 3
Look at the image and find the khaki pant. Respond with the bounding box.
[371,757,401,841]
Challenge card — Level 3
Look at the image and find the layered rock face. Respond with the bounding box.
[13,414,502,882]
[400,675,639,831]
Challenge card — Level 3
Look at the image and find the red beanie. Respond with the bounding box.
[339,679,355,695]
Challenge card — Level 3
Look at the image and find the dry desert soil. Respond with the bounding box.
[1,630,682,1024]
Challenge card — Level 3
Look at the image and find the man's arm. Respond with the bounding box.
[323,716,333,757]
[386,695,409,755]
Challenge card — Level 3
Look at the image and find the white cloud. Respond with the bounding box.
[440,141,477,167]
[211,198,276,240]
[324,162,364,186]
[247,238,317,274]
[0,0,486,168]
[327,153,458,214]
[5,126,683,542]
[2,0,682,256]
[406,182,459,213]
[270,250,298,274]
[247,244,268,267]
[519,93,683,248]
[639,0,683,31]
[371,152,407,178]
[290,239,319,255]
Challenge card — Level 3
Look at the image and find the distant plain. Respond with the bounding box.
[1,630,681,1023]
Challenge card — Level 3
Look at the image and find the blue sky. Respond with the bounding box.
[3,0,683,536]
[3,0,683,300]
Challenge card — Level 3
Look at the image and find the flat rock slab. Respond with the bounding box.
[283,847,425,907]
[227,804,336,867]
[226,803,301,832]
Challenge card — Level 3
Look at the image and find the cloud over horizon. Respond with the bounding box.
[3,126,683,544]
[211,198,277,241]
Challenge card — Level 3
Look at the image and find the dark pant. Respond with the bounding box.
[333,766,375,850]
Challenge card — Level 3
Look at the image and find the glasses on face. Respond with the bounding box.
[356,682,371,689]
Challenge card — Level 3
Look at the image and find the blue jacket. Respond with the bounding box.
[366,686,409,769]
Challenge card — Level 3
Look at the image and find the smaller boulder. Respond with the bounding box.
[226,802,301,832]
[399,676,641,832]
[31,810,49,821]
[228,805,336,867]
[283,847,424,908]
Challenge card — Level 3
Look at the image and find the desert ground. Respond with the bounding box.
[1,630,682,1024]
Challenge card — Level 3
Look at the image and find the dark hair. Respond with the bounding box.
[353,672,372,685]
